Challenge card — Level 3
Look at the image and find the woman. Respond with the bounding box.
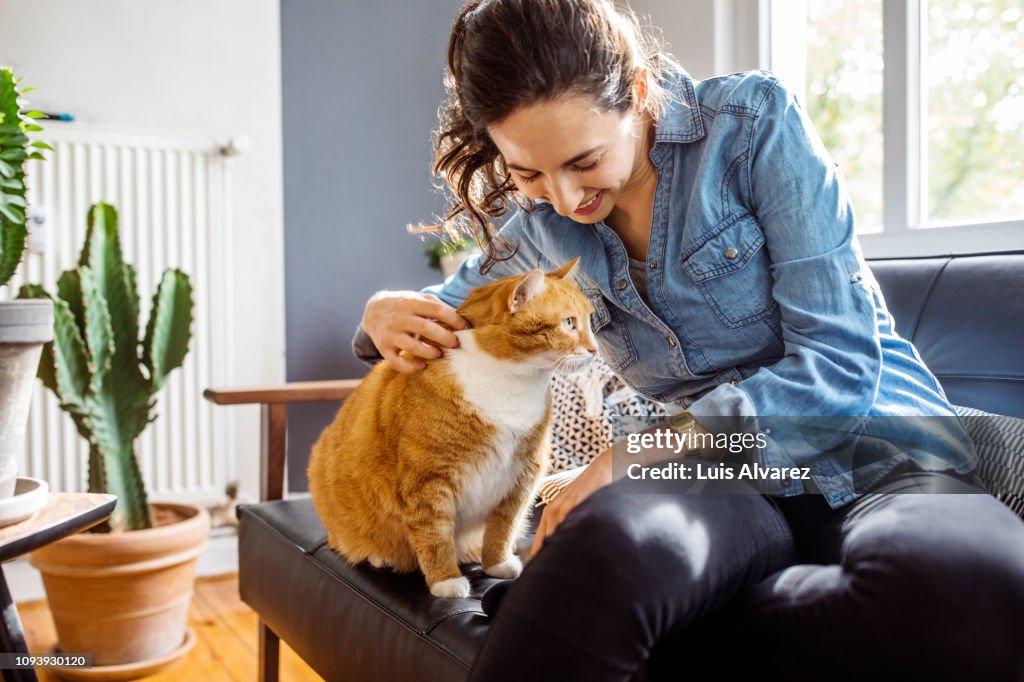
[354,0,1024,679]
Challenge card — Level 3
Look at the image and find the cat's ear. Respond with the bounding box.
[549,257,581,280]
[509,269,547,313]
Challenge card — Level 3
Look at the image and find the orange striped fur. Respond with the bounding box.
[307,259,597,597]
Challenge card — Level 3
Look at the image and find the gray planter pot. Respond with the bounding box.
[0,298,53,500]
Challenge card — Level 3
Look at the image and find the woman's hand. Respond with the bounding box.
[530,448,613,558]
[361,291,469,373]
[528,417,715,557]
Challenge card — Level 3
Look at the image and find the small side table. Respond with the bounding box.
[0,493,117,682]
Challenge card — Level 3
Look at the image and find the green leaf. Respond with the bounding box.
[81,203,150,444]
[0,132,28,146]
[47,296,92,416]
[26,152,45,161]
[79,266,115,392]
[24,110,45,119]
[123,262,140,324]
[30,141,54,152]
[56,269,86,339]
[0,201,24,224]
[144,269,194,392]
[24,124,42,133]
[0,148,27,161]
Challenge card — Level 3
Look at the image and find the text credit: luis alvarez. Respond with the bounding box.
[623,429,812,482]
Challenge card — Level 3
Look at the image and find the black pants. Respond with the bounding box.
[468,466,1024,681]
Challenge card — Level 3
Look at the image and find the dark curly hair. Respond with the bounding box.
[433,0,675,273]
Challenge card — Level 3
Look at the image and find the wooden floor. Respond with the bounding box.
[17,573,324,681]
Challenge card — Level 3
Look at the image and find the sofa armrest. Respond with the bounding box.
[203,379,363,502]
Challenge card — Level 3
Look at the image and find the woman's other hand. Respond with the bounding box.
[530,448,614,558]
[361,291,469,373]
[529,418,715,557]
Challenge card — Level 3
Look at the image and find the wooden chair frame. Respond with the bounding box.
[204,379,361,682]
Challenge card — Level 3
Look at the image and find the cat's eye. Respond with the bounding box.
[562,317,577,332]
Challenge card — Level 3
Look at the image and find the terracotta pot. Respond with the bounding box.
[29,502,210,677]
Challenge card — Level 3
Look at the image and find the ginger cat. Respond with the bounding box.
[308,258,597,598]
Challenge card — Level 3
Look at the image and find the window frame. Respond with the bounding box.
[760,0,1024,258]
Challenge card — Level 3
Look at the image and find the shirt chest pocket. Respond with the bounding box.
[583,289,638,373]
[681,212,777,329]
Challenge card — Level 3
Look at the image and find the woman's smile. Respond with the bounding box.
[487,94,649,224]
[574,190,604,216]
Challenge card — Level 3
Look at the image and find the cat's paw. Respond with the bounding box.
[430,576,471,599]
[483,556,522,579]
[367,554,389,569]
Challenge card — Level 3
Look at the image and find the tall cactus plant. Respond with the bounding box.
[19,203,194,531]
[0,67,49,287]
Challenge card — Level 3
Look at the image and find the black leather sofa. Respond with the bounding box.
[212,251,1024,681]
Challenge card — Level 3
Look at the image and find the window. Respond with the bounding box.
[765,0,1024,255]
[924,1,1024,224]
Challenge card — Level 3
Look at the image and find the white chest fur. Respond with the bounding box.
[445,331,550,431]
[445,331,550,529]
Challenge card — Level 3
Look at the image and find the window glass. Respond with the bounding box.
[925,1,1024,224]
[805,0,884,232]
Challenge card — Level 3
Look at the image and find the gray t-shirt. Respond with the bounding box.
[628,257,649,305]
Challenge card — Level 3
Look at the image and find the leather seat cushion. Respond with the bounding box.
[237,499,506,682]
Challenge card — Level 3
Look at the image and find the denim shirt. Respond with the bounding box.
[355,68,975,508]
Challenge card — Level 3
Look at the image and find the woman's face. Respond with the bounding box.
[487,94,650,224]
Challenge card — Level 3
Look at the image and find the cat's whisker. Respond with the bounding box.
[554,354,595,375]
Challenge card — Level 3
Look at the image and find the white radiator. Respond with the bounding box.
[4,123,237,506]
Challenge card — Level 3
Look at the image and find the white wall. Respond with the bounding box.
[0,0,284,503]
[626,0,762,80]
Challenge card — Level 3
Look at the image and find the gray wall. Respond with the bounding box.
[282,0,462,491]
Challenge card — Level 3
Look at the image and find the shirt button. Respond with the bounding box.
[615,278,628,291]
[667,336,677,348]
[724,247,739,260]
[649,260,658,270]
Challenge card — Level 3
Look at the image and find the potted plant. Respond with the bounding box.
[18,202,206,678]
[415,228,479,278]
[0,68,52,508]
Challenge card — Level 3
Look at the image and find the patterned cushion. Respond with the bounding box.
[547,356,666,472]
[954,405,1024,519]
[540,357,666,505]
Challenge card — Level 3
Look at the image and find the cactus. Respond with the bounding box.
[19,203,194,531]
[0,67,49,287]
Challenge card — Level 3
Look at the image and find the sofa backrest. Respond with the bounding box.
[868,251,1024,417]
